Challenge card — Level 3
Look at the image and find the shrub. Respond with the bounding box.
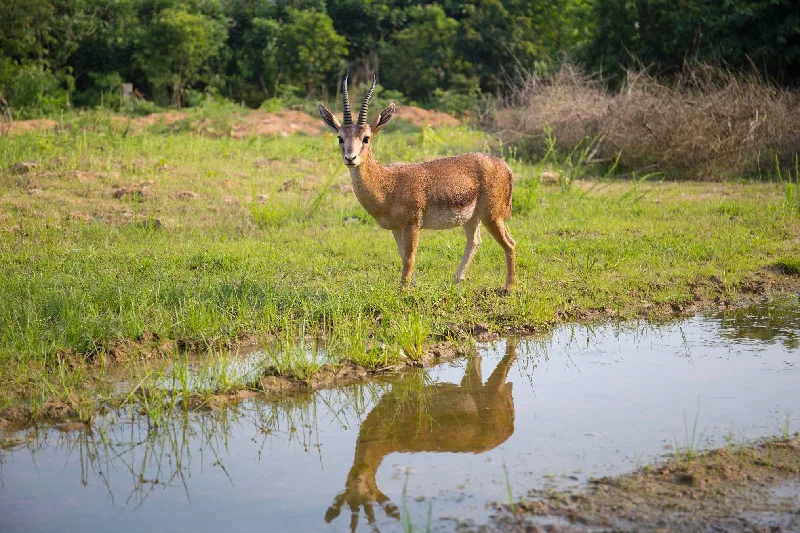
[494,63,800,180]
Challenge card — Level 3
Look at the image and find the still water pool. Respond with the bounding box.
[1,297,799,532]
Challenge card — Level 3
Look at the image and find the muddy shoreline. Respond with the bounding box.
[1,274,798,431]
[488,436,800,532]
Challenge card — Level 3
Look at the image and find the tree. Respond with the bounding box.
[584,0,800,85]
[276,8,348,97]
[134,6,227,106]
[381,5,465,100]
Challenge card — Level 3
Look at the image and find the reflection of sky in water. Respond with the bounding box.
[1,297,799,533]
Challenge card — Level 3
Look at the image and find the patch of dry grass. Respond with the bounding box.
[494,63,800,180]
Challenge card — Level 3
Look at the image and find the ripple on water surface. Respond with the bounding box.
[1,296,799,532]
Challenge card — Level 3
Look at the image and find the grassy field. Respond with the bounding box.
[1,109,799,413]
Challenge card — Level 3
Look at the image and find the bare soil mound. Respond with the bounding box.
[494,437,800,532]
[7,119,59,134]
[395,105,460,128]
[231,110,326,137]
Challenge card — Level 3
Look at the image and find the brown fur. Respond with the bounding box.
[324,341,517,528]
[318,101,516,290]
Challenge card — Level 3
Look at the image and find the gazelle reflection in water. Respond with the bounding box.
[325,340,517,531]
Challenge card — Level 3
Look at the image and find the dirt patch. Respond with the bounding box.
[231,110,326,137]
[255,342,464,397]
[7,119,59,135]
[126,112,187,129]
[169,190,198,200]
[107,330,176,364]
[395,105,460,128]
[0,401,80,430]
[111,180,154,200]
[490,437,800,532]
[0,340,466,427]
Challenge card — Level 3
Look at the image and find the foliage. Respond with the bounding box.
[0,0,798,121]
[134,6,227,106]
[585,0,800,86]
[276,8,348,97]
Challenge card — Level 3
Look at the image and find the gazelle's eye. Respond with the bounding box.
[338,137,344,144]
[363,136,370,144]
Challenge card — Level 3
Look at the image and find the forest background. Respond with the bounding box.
[1,0,798,118]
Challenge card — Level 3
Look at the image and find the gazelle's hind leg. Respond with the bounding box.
[454,217,481,283]
[483,218,516,292]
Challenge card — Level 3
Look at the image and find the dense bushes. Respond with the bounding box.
[4,1,795,115]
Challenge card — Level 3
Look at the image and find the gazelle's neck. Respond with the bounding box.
[349,150,390,211]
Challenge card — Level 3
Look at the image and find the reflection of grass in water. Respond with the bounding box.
[715,295,800,349]
[400,467,434,533]
[503,460,516,513]
[374,370,436,439]
[8,377,392,508]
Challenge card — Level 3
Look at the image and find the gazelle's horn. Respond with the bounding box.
[357,75,377,125]
[342,73,353,125]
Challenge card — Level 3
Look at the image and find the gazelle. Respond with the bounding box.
[317,75,517,291]
[325,340,517,531]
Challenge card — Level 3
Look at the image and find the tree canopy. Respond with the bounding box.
[0,0,797,115]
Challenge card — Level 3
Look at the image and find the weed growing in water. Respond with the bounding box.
[674,410,702,467]
[503,460,516,513]
[781,409,792,440]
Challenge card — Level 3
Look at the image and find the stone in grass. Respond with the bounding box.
[169,190,198,200]
[12,161,37,174]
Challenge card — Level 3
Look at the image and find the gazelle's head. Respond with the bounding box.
[317,74,396,167]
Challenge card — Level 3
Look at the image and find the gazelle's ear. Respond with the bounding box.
[371,103,396,133]
[317,103,341,133]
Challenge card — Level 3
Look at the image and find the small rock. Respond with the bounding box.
[69,212,94,222]
[279,179,298,192]
[169,190,198,200]
[56,421,89,433]
[540,170,560,183]
[137,218,163,230]
[12,161,37,174]
[236,390,259,401]
[0,437,28,450]
[472,323,493,341]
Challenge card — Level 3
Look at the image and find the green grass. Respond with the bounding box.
[1,109,799,410]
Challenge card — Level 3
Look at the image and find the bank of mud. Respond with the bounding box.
[0,341,468,431]
[488,437,800,533]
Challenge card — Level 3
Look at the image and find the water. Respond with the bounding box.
[1,297,799,532]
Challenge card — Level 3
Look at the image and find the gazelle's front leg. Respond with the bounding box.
[400,222,420,287]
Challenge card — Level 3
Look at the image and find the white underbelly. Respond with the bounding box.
[421,202,476,230]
